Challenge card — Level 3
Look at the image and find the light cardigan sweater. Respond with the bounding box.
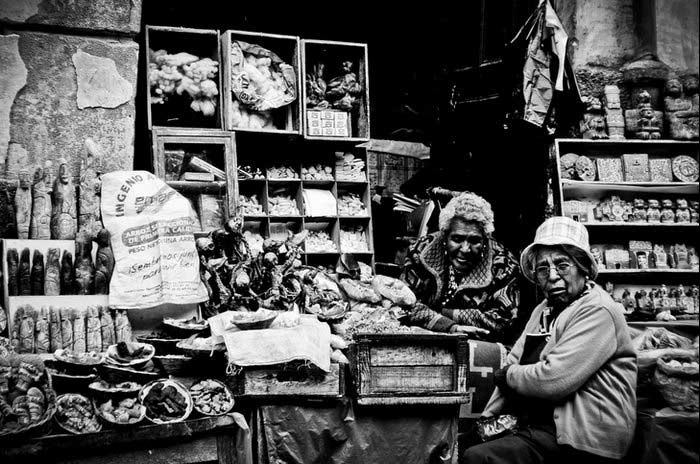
[483,283,637,459]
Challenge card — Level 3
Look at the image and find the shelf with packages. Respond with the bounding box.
[551,138,699,330]
[234,132,374,269]
[151,128,238,233]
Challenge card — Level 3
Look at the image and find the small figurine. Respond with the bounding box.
[74,232,95,295]
[610,196,626,222]
[688,246,699,270]
[660,199,675,223]
[660,284,672,309]
[675,198,691,223]
[559,153,579,180]
[60,250,74,295]
[621,289,635,313]
[635,289,650,311]
[51,158,77,240]
[30,249,45,295]
[673,243,690,269]
[19,247,31,296]
[635,251,650,270]
[581,95,609,139]
[603,85,625,139]
[79,139,103,238]
[14,168,32,239]
[652,244,669,269]
[94,228,114,295]
[664,75,699,140]
[622,201,634,222]
[646,199,661,223]
[114,309,133,343]
[591,247,605,271]
[625,90,663,139]
[30,162,53,239]
[692,285,700,313]
[44,247,61,296]
[690,200,699,223]
[631,199,647,222]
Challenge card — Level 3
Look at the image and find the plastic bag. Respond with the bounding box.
[653,354,699,411]
[229,41,296,112]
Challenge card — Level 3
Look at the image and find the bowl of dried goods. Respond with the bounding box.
[88,379,142,402]
[99,361,162,385]
[136,331,184,355]
[229,309,278,330]
[139,379,193,424]
[54,393,102,434]
[163,317,209,338]
[53,349,104,375]
[44,359,98,393]
[189,379,235,417]
[106,341,155,370]
[0,356,57,441]
[95,397,146,426]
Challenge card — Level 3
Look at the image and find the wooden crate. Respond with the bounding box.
[145,25,223,129]
[227,361,344,400]
[301,39,370,141]
[220,30,302,134]
[349,333,469,405]
[151,127,238,221]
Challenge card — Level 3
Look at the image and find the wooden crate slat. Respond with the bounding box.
[370,365,454,392]
[368,345,454,366]
[227,362,343,399]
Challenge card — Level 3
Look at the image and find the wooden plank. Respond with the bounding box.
[369,345,454,366]
[370,365,454,392]
[357,395,468,406]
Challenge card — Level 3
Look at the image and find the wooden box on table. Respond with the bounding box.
[349,333,469,406]
[226,361,344,400]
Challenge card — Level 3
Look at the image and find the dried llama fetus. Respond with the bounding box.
[49,306,63,353]
[30,162,53,239]
[72,308,87,353]
[14,168,32,239]
[44,247,61,296]
[86,305,102,353]
[60,250,75,295]
[114,309,133,343]
[94,228,114,295]
[51,157,77,239]
[35,306,50,354]
[19,247,31,296]
[79,139,103,238]
[74,232,95,295]
[60,307,74,350]
[30,249,45,295]
[7,248,20,296]
[100,306,115,351]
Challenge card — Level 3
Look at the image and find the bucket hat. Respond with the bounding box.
[520,216,597,282]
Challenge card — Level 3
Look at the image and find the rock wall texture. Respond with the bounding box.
[0,0,141,184]
[0,0,141,35]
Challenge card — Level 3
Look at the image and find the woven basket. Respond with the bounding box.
[93,397,146,427]
[189,379,235,417]
[152,355,194,376]
[0,355,58,442]
[653,355,699,412]
[99,362,162,385]
[139,378,193,425]
[54,393,102,434]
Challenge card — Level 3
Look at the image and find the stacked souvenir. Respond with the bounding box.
[338,193,367,216]
[268,193,299,215]
[340,225,369,252]
[302,164,334,181]
[335,153,366,181]
[239,194,264,215]
[305,230,337,253]
[267,166,299,180]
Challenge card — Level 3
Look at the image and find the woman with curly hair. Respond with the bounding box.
[401,192,520,341]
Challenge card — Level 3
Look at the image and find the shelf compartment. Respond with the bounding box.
[146,26,223,129]
[598,269,698,275]
[221,29,301,134]
[584,222,699,228]
[302,39,370,141]
[562,180,698,196]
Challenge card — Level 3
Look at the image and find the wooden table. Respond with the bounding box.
[1,415,251,464]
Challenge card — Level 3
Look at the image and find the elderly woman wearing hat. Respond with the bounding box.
[401,192,520,341]
[463,217,637,464]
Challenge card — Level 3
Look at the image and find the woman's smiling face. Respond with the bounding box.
[534,247,587,308]
[445,218,486,273]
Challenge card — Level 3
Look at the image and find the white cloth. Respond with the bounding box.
[223,315,331,372]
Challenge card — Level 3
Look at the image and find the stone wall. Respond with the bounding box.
[0,0,141,184]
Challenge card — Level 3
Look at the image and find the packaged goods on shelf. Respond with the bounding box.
[239,194,264,215]
[340,225,369,252]
[302,189,336,216]
[301,164,333,180]
[239,165,265,179]
[335,153,366,181]
[267,165,299,179]
[305,230,337,253]
[338,193,367,216]
[268,194,299,215]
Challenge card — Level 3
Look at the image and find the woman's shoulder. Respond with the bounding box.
[573,283,628,323]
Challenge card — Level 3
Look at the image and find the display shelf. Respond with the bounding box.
[627,320,699,329]
[301,39,369,141]
[220,29,302,134]
[145,26,223,130]
[551,138,699,329]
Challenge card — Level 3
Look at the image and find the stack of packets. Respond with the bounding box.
[302,164,333,180]
[341,225,369,252]
[335,152,365,181]
[302,189,337,216]
[338,193,368,216]
[305,230,337,253]
[267,165,299,179]
[239,194,264,215]
[268,193,299,215]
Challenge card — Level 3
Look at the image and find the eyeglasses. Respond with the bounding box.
[534,261,573,280]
